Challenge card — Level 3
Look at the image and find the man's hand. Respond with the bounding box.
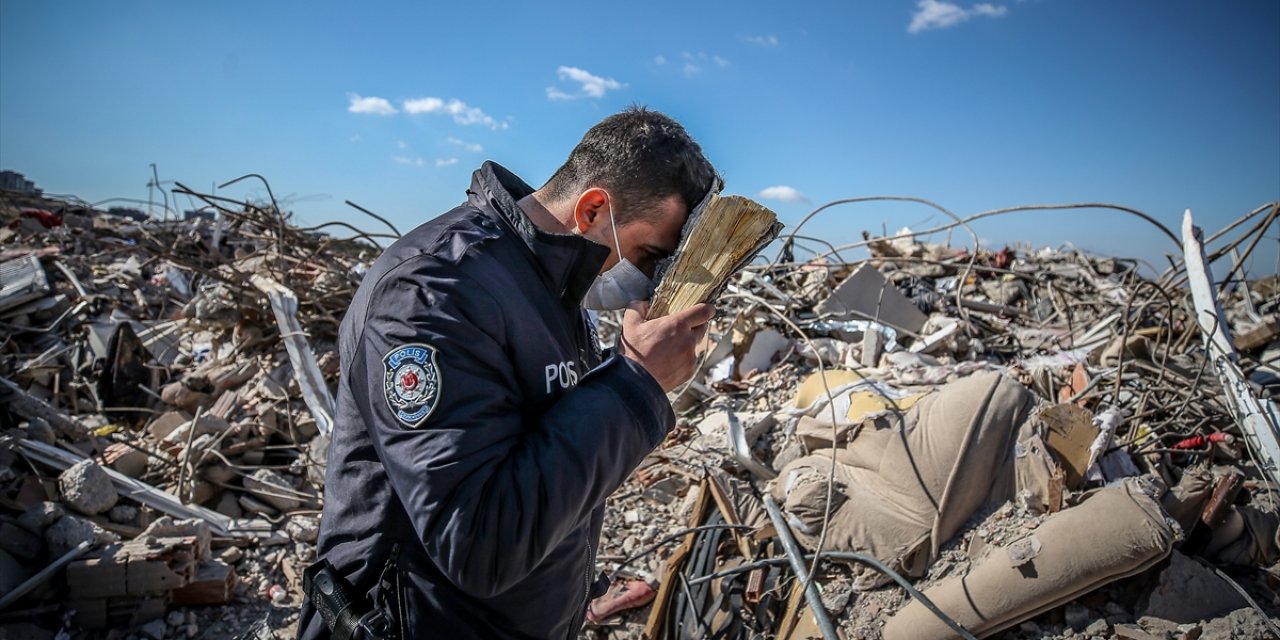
[616,301,715,393]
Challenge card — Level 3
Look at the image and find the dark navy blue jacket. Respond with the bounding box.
[297,162,676,639]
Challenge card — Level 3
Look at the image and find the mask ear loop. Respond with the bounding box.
[605,194,624,260]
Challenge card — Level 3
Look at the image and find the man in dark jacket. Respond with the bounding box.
[298,107,719,639]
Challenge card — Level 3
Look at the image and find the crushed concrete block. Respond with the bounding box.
[108,504,139,524]
[238,494,278,516]
[162,414,229,447]
[160,381,211,413]
[1138,551,1247,623]
[285,515,319,544]
[1115,623,1164,640]
[103,442,148,478]
[220,546,243,564]
[0,521,43,558]
[16,501,64,534]
[140,517,211,560]
[45,514,118,557]
[172,560,236,606]
[138,617,167,640]
[243,468,300,511]
[146,411,189,440]
[1085,618,1111,637]
[58,459,119,515]
[66,555,128,599]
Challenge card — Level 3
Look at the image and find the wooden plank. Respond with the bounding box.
[1234,316,1280,352]
[643,477,714,640]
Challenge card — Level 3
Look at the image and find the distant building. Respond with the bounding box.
[0,170,43,196]
[107,206,148,221]
[184,209,216,221]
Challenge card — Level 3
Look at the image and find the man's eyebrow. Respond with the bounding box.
[646,243,675,257]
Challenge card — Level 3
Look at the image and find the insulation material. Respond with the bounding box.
[772,372,1052,589]
[882,477,1177,640]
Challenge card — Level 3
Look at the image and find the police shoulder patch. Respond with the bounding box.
[382,343,442,428]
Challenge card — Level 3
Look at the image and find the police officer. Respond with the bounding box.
[298,107,719,639]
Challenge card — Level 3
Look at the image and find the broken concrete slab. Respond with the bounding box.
[58,459,119,516]
[1137,551,1249,623]
[45,514,118,557]
[242,468,300,512]
[815,264,928,335]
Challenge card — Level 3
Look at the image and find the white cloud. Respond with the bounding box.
[972,3,1007,17]
[392,155,425,168]
[654,55,666,65]
[349,135,361,143]
[397,140,408,150]
[546,87,576,101]
[745,34,779,47]
[446,99,506,129]
[435,158,459,167]
[403,97,507,129]
[546,66,624,101]
[403,97,445,114]
[446,137,483,153]
[347,93,397,116]
[679,52,728,77]
[757,186,808,203]
[908,0,1008,34]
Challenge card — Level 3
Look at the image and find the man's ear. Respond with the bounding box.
[572,188,610,234]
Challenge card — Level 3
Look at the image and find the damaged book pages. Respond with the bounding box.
[648,194,783,319]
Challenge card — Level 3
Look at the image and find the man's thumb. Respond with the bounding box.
[622,300,648,328]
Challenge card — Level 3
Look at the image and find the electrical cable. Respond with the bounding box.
[687,551,977,640]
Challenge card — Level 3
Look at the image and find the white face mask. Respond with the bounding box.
[581,199,653,311]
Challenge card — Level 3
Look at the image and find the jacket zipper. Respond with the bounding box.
[572,538,594,639]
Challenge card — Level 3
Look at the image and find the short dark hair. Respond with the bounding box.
[542,106,717,224]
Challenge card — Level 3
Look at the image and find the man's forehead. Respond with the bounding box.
[653,195,690,251]
[664,177,721,249]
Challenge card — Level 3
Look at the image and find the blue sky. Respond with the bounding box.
[2,1,1277,276]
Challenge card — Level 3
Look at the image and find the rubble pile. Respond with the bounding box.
[0,185,384,638]
[585,203,1280,639]
[1,184,1277,640]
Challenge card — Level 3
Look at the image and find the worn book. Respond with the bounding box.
[648,194,783,319]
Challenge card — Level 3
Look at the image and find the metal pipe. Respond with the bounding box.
[763,494,838,640]
[0,540,94,611]
[727,411,777,480]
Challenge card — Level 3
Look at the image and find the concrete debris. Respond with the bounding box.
[2,184,1278,639]
[1137,551,1248,623]
[58,459,119,515]
[242,469,301,512]
[45,514,119,558]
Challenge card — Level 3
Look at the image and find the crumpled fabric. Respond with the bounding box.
[1163,465,1280,567]
[772,371,1050,589]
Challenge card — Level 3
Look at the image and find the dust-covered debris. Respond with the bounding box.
[1,183,1277,639]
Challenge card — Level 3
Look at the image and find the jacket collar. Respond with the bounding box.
[467,161,609,308]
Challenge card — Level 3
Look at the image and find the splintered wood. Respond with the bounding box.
[648,195,782,319]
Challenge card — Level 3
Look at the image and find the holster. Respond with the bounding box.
[303,558,399,640]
